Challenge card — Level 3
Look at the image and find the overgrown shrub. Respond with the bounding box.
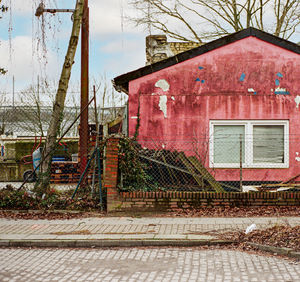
[118,137,153,191]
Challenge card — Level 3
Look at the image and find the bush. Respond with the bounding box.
[0,185,102,211]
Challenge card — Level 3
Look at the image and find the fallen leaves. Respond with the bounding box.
[220,225,300,252]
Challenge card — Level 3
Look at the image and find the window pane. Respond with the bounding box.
[214,125,245,163]
[253,125,284,163]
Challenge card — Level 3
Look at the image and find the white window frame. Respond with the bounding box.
[209,120,289,168]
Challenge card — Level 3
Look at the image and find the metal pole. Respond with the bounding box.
[240,134,243,191]
[91,85,99,195]
[37,75,40,102]
[12,76,15,109]
[80,0,89,180]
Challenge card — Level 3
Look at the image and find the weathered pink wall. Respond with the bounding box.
[128,37,300,182]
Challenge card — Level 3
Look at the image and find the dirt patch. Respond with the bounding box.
[51,230,92,235]
[1,206,300,220]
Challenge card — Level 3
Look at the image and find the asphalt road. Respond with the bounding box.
[1,247,299,281]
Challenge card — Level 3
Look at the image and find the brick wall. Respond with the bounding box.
[169,41,202,55]
[103,138,300,212]
[116,191,300,211]
[104,138,122,211]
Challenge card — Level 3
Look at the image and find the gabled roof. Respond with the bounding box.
[113,27,300,93]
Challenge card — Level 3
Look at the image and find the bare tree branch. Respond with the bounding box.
[128,0,300,42]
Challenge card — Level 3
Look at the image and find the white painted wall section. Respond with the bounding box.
[295,96,300,109]
[159,95,168,118]
[155,79,170,92]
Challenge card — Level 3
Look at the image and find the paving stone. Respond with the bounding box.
[2,248,297,281]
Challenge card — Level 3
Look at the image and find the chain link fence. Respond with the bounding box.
[0,104,125,189]
[119,133,299,192]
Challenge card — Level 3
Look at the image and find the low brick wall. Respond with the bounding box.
[116,191,300,211]
[103,137,300,212]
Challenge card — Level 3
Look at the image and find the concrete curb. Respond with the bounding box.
[248,242,300,259]
[0,239,234,248]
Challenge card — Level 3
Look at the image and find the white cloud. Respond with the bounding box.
[100,38,144,54]
[101,42,145,76]
[0,35,60,91]
[90,0,143,38]
[9,0,35,16]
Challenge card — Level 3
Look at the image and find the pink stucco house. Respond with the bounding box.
[113,28,300,184]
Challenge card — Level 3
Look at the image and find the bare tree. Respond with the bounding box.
[20,85,49,137]
[129,0,300,42]
[36,0,84,190]
[19,82,80,137]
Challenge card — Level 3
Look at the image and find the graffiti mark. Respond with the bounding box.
[248,88,257,95]
[295,96,300,109]
[159,95,168,118]
[275,79,280,86]
[155,79,170,92]
[131,116,138,119]
[0,146,4,157]
[171,96,175,101]
[296,152,300,162]
[276,72,283,78]
[239,73,246,82]
[196,66,205,82]
[274,87,290,95]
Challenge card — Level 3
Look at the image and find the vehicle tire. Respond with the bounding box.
[23,170,36,183]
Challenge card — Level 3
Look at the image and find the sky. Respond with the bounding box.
[0,0,146,106]
[0,0,299,107]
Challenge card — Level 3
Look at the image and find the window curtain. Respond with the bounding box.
[214,125,245,163]
[253,125,284,163]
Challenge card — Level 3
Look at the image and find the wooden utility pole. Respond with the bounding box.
[80,0,89,177]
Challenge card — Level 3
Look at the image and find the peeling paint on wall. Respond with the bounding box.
[196,66,205,83]
[274,87,290,95]
[155,79,170,92]
[171,96,175,101]
[159,95,168,118]
[295,96,300,109]
[131,116,138,119]
[248,88,257,95]
[239,73,246,82]
[296,152,300,162]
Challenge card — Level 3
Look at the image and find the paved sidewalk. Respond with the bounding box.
[0,216,299,248]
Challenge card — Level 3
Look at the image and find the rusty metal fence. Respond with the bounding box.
[0,104,125,189]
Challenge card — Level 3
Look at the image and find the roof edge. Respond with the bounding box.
[113,27,300,92]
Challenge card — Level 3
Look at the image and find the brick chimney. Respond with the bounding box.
[146,35,203,65]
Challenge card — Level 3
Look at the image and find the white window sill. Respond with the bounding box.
[210,163,289,169]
